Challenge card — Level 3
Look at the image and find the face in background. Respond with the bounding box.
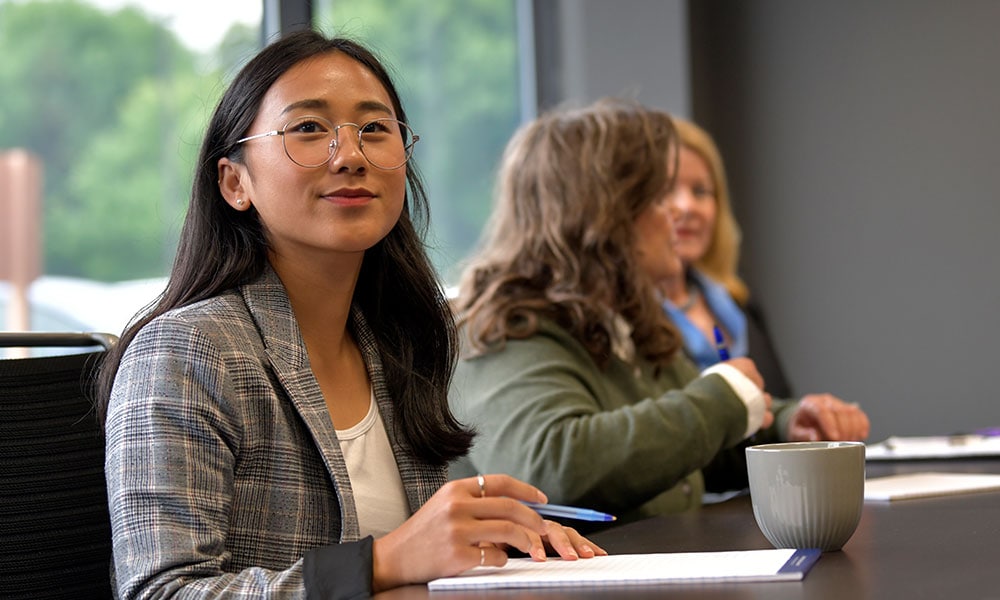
[667,145,718,266]
[221,51,408,265]
[633,192,684,286]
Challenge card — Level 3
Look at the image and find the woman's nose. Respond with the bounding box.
[328,129,367,173]
[668,187,694,213]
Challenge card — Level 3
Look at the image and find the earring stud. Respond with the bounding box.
[236,198,245,206]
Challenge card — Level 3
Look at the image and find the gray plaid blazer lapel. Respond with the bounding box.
[240,267,361,542]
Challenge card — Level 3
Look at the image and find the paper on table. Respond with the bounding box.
[427,549,821,591]
[865,472,1000,501]
[865,435,1000,460]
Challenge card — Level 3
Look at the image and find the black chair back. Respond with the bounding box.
[0,333,117,599]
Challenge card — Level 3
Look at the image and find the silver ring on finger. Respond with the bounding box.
[477,473,486,498]
[480,546,486,566]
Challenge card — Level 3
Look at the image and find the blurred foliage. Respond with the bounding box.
[0,0,256,280]
[317,0,520,281]
[0,0,516,282]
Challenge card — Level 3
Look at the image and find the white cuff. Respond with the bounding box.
[702,363,766,440]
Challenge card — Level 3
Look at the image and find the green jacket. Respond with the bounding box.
[449,319,795,523]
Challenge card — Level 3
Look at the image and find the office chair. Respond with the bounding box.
[0,332,118,600]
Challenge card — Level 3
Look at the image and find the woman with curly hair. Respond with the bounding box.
[449,99,868,524]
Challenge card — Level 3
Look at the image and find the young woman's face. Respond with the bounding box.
[666,145,718,265]
[224,52,408,266]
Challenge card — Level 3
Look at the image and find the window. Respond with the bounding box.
[0,0,261,332]
[1,0,523,334]
[314,0,524,282]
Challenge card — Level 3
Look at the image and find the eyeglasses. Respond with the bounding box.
[235,115,419,170]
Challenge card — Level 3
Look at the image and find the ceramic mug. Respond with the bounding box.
[745,441,865,552]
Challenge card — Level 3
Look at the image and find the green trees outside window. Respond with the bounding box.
[0,0,517,286]
[1,1,255,281]
[316,0,520,281]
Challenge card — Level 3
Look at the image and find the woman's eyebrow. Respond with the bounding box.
[355,100,394,116]
[280,98,394,117]
[281,98,328,115]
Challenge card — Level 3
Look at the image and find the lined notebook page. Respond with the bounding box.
[866,435,1000,460]
[865,472,1000,501]
[428,549,820,591]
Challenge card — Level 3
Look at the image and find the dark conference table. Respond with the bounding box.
[375,457,1000,599]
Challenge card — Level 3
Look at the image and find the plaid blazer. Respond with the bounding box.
[105,267,446,598]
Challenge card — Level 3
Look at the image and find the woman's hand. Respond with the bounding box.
[787,393,870,441]
[371,474,607,592]
[721,357,774,430]
[723,357,764,390]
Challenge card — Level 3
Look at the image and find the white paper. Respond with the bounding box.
[865,435,1000,460]
[864,472,1000,501]
[428,549,811,591]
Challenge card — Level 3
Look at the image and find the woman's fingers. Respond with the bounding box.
[540,520,608,561]
[372,475,607,590]
[760,392,775,430]
[840,402,870,440]
[792,394,871,441]
[469,473,548,504]
[456,479,609,562]
[464,510,548,560]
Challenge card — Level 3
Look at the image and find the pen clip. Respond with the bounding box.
[713,325,730,361]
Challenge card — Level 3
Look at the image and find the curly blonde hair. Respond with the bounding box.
[455,98,682,370]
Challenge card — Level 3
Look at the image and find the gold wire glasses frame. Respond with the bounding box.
[235,115,419,170]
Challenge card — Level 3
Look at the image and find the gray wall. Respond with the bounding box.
[532,0,690,114]
[540,0,1000,441]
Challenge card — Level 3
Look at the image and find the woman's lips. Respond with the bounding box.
[323,188,375,206]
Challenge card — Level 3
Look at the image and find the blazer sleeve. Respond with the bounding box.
[105,315,373,599]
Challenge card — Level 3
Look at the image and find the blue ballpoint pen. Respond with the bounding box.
[521,501,617,522]
[713,325,730,361]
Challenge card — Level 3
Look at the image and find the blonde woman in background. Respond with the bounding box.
[660,117,857,423]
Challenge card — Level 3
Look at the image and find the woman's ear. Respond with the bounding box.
[218,157,252,211]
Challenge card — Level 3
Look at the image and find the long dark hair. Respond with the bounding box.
[97,30,472,464]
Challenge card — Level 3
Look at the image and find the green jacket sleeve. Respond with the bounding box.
[700,396,797,493]
[449,322,757,517]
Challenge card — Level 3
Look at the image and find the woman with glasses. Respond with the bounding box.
[449,99,869,524]
[97,31,602,599]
